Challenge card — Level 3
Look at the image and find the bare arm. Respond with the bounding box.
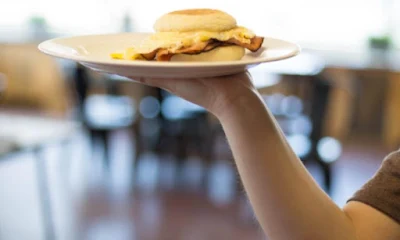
[217,90,357,240]
[128,72,400,239]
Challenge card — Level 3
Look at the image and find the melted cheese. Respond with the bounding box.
[111,27,255,60]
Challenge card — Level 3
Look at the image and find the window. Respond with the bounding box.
[1,0,397,50]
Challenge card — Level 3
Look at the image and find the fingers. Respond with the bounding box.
[199,71,252,81]
[122,71,252,90]
[125,76,161,88]
[124,71,250,83]
[124,75,177,93]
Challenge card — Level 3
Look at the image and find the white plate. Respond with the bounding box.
[38,33,300,78]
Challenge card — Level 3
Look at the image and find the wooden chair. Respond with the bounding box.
[71,65,139,168]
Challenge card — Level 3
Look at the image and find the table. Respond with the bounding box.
[0,111,80,240]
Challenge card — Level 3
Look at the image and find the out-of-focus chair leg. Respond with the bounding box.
[34,147,56,240]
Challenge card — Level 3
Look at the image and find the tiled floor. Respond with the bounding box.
[0,129,391,240]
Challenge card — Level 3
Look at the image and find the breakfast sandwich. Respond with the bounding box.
[111,9,264,62]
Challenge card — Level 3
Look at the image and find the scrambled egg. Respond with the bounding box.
[110,27,255,60]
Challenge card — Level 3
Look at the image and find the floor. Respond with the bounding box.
[0,128,391,240]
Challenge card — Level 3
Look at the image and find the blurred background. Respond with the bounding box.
[1,0,400,239]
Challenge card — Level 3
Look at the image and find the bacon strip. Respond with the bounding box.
[225,36,264,52]
[155,49,174,61]
[202,41,223,52]
[175,40,212,54]
[155,40,216,61]
[147,36,264,61]
[141,49,158,60]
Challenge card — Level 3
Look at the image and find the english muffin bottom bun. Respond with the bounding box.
[154,9,237,32]
[170,45,245,62]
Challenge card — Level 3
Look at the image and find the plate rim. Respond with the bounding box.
[38,32,301,68]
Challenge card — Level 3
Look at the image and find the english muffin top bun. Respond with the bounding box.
[154,9,237,32]
[111,8,264,62]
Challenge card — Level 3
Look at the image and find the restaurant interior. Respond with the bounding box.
[1,0,400,239]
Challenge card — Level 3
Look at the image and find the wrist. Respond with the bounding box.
[213,89,265,122]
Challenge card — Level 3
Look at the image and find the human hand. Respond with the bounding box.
[126,71,259,118]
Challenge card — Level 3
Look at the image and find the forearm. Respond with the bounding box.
[217,91,357,240]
